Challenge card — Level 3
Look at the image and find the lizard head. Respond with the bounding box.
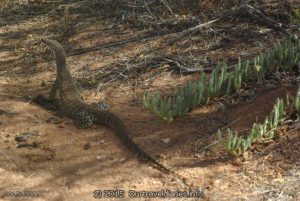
[41,38,67,73]
[41,38,65,55]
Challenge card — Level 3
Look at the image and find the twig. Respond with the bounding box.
[289,121,300,132]
[297,61,300,87]
[143,0,157,20]
[162,57,238,74]
[242,5,292,37]
[197,141,220,153]
[69,33,157,56]
[162,57,202,74]
[161,0,174,15]
[197,117,241,153]
[166,18,222,45]
[165,6,239,45]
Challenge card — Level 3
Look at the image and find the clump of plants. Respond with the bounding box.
[217,98,285,156]
[295,89,300,113]
[144,36,300,122]
[218,88,300,156]
[291,7,300,23]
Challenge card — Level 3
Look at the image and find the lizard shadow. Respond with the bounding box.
[31,94,60,111]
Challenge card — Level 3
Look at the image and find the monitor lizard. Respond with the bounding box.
[38,38,194,188]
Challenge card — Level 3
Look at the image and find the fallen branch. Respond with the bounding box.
[242,5,292,37]
[165,3,293,45]
[297,60,300,88]
[162,57,205,74]
[162,57,239,74]
[165,6,240,45]
[165,18,223,45]
[69,33,157,56]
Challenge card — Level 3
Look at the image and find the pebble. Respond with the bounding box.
[46,116,62,124]
[95,155,102,160]
[15,131,33,142]
[83,143,91,150]
[161,138,171,144]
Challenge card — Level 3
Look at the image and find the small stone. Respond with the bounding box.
[46,116,62,124]
[161,138,171,144]
[58,124,65,128]
[119,157,127,163]
[83,143,91,150]
[95,155,102,160]
[46,154,55,160]
[32,142,39,148]
[15,132,33,142]
[0,109,7,115]
[213,179,221,186]
[16,142,38,148]
[155,154,166,160]
[41,80,47,87]
[23,95,32,101]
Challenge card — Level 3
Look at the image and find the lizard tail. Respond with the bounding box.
[97,113,195,189]
[95,111,172,174]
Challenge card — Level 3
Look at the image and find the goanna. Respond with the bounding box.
[41,38,172,174]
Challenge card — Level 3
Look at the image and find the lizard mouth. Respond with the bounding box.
[41,38,50,45]
[41,38,61,50]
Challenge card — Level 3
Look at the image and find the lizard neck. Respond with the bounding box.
[54,48,69,75]
[42,39,69,75]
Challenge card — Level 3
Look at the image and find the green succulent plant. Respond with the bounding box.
[144,37,300,121]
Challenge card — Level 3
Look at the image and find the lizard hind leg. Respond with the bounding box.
[74,111,93,128]
[92,101,111,111]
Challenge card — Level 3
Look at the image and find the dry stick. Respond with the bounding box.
[297,61,300,88]
[162,2,295,74]
[161,0,174,15]
[162,57,239,74]
[242,5,292,37]
[162,57,198,74]
[161,57,217,74]
[3,0,11,9]
[68,5,235,57]
[165,3,294,46]
[66,4,291,60]
[165,18,223,45]
[289,122,300,132]
[62,4,293,83]
[165,5,241,45]
[0,150,19,170]
[197,117,241,153]
[69,33,158,56]
[143,0,157,20]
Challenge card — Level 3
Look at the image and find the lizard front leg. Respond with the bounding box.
[49,78,60,101]
[32,94,59,111]
[33,78,60,110]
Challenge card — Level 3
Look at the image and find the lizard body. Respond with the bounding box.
[39,39,196,189]
[41,38,171,174]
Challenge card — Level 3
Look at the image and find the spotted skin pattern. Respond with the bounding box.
[41,38,175,175]
[94,102,110,110]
